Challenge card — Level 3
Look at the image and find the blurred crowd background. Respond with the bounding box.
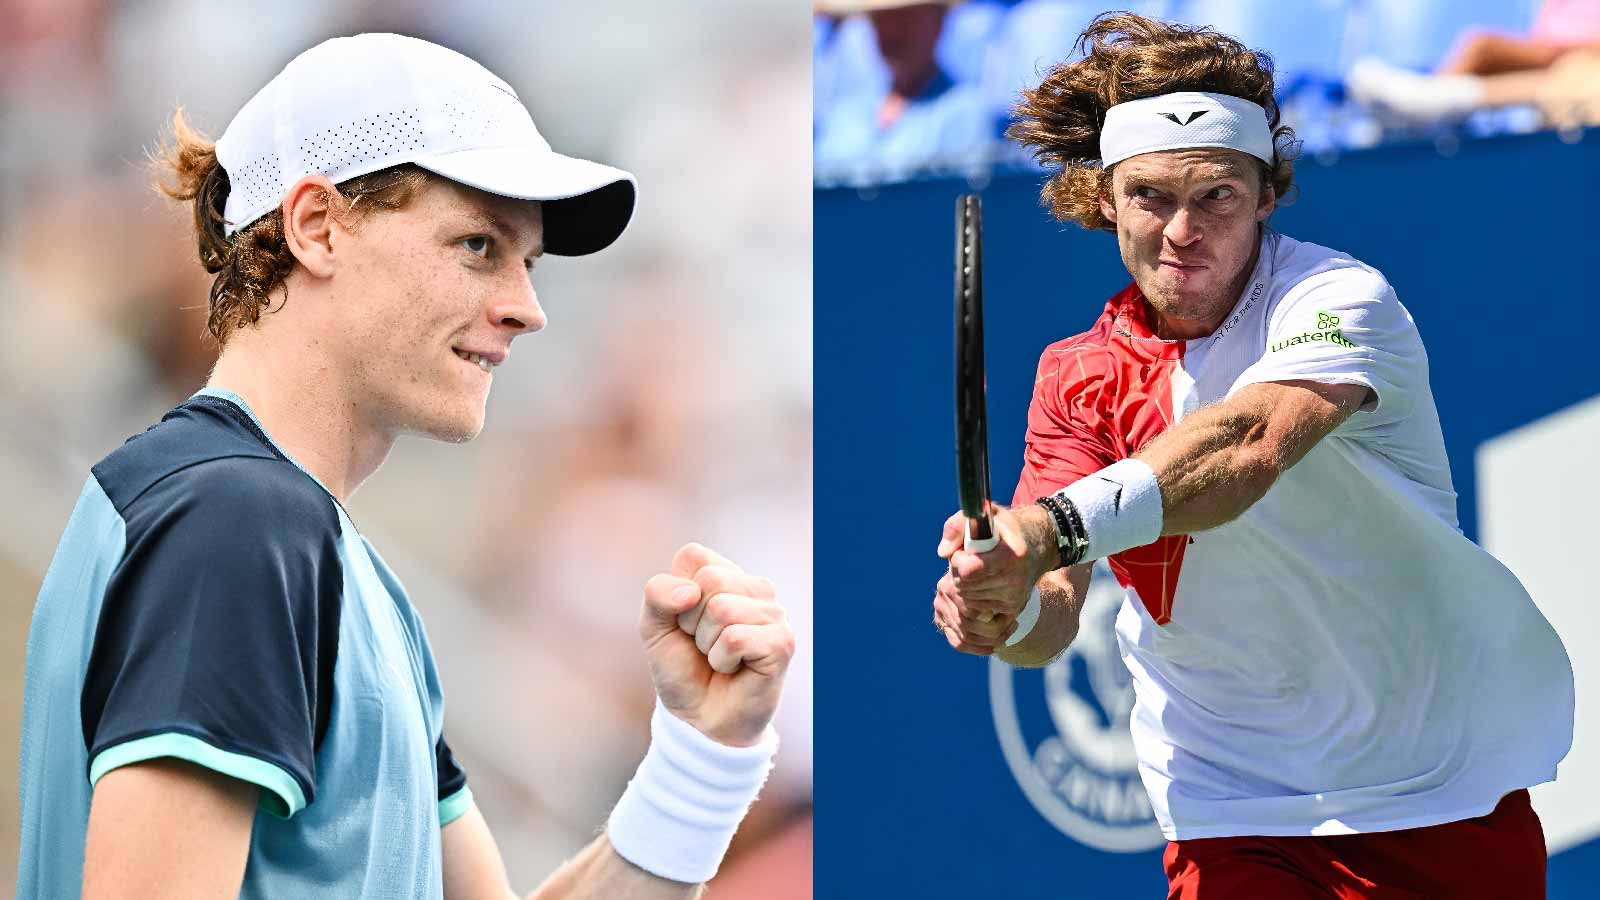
[814,0,1600,185]
[0,0,811,895]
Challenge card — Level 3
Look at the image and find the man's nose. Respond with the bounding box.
[492,279,547,335]
[1164,205,1202,247]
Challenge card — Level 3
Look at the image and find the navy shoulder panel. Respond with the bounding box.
[92,395,284,513]
[82,400,345,807]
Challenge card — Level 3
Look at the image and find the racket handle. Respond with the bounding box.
[964,518,1000,553]
[963,519,1000,624]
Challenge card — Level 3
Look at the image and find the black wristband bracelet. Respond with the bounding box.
[1035,495,1087,570]
[1058,496,1088,567]
[1035,496,1068,565]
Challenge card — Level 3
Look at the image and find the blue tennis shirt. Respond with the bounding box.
[18,388,472,898]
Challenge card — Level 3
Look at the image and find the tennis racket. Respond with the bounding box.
[955,193,998,564]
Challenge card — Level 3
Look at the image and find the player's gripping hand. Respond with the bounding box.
[933,503,1054,656]
[641,543,794,747]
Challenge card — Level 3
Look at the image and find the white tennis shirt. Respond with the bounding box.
[1012,230,1574,839]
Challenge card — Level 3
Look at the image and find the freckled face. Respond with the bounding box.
[1100,148,1275,333]
[326,180,546,443]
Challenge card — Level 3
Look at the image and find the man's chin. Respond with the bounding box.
[433,423,484,445]
[406,407,487,445]
[1142,278,1223,319]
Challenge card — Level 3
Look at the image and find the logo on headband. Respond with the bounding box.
[1159,110,1209,126]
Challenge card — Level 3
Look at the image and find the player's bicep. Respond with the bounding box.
[1233,379,1369,471]
[1232,270,1423,429]
[442,803,518,900]
[84,758,257,900]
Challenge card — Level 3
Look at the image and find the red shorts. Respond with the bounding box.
[1164,790,1546,900]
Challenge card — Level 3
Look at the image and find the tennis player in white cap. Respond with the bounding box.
[930,13,1571,899]
[18,33,792,899]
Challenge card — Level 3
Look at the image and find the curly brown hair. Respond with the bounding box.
[154,109,432,343]
[1007,12,1298,231]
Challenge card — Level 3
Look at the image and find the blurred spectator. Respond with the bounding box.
[983,0,1168,115]
[1348,0,1600,126]
[812,0,1600,186]
[814,0,996,184]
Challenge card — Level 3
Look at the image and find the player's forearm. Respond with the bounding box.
[525,836,702,900]
[1133,399,1283,535]
[995,566,1089,667]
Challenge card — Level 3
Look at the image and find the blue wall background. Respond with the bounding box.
[815,131,1599,898]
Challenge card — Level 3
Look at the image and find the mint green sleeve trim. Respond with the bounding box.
[439,785,474,827]
[89,733,308,819]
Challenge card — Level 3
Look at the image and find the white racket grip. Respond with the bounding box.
[964,519,1000,553]
[963,519,1001,624]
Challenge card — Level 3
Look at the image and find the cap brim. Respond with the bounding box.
[414,145,636,256]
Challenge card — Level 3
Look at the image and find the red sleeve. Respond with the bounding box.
[1010,344,1119,506]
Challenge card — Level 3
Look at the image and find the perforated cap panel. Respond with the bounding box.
[214,33,635,255]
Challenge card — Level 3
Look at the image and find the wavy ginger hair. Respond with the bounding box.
[153,109,433,343]
[1007,12,1298,232]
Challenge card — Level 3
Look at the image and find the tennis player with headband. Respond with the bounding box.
[18,34,793,899]
[931,14,1572,899]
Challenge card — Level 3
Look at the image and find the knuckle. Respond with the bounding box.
[695,564,737,594]
[706,592,741,624]
[702,593,726,623]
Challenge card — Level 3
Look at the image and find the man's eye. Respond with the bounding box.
[1134,186,1161,200]
[463,235,490,256]
[1206,186,1235,201]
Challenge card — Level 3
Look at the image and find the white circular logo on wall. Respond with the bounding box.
[989,562,1165,852]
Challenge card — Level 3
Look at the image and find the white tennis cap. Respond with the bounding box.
[215,33,635,256]
[1099,91,1273,168]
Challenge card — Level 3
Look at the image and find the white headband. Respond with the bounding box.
[1099,91,1273,167]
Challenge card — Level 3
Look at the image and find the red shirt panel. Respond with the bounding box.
[1010,284,1190,624]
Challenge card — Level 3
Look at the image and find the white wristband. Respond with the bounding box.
[1057,458,1163,562]
[607,700,778,883]
[1003,587,1041,647]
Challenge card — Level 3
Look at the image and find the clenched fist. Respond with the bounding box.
[640,543,794,747]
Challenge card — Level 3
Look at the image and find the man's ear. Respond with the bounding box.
[1099,190,1118,225]
[280,176,341,279]
[1256,181,1277,222]
[1098,168,1118,224]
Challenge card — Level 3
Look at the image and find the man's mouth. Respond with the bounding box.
[453,348,496,373]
